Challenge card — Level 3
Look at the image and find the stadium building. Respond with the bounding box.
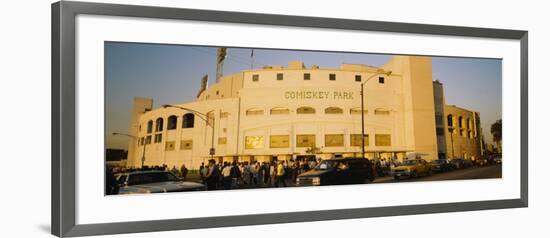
[125,55,482,169]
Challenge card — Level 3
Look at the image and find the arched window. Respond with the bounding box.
[350,107,367,115]
[447,115,454,128]
[374,108,390,115]
[146,120,153,133]
[270,107,290,115]
[155,117,164,132]
[297,106,315,114]
[325,107,343,114]
[458,116,463,128]
[246,108,264,116]
[182,113,195,128]
[167,115,177,130]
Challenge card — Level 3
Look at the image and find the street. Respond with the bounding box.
[182,164,502,190]
[373,164,502,183]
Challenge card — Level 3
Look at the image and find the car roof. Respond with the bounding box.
[331,158,369,161]
[117,170,169,176]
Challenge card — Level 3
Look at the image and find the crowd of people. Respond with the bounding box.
[106,156,412,193]
[199,158,322,190]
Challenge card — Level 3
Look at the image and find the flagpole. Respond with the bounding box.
[250,49,254,70]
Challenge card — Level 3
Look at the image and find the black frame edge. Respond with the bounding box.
[520,31,529,207]
[51,1,61,237]
[62,199,524,237]
[52,1,529,237]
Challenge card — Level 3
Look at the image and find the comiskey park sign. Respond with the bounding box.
[284,91,355,100]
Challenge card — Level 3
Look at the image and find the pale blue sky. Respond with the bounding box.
[105,42,501,149]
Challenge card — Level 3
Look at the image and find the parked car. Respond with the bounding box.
[494,156,502,164]
[391,159,432,179]
[296,158,375,186]
[474,158,489,166]
[430,159,456,173]
[116,170,206,194]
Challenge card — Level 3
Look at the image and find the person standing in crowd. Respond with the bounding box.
[205,159,219,190]
[199,162,205,182]
[241,162,248,185]
[221,162,233,189]
[269,161,277,187]
[375,159,383,177]
[262,162,270,186]
[200,163,208,184]
[275,160,287,187]
[230,161,241,188]
[170,165,179,177]
[180,163,188,180]
[255,162,263,187]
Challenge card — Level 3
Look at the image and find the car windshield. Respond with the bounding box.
[314,160,342,170]
[127,172,180,186]
[402,160,420,165]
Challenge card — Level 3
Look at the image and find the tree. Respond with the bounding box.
[490,119,502,152]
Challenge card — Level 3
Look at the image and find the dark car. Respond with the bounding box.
[296,158,375,186]
[116,170,206,194]
[474,158,489,166]
[430,159,456,173]
[450,158,475,169]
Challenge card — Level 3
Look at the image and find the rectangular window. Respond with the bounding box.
[246,109,264,116]
[252,74,259,82]
[180,140,193,150]
[140,137,144,146]
[355,75,362,82]
[329,73,336,81]
[276,73,283,80]
[218,137,227,145]
[154,134,162,143]
[271,108,290,115]
[303,73,311,80]
[350,108,367,115]
[270,135,290,148]
[296,134,316,148]
[350,134,369,146]
[436,128,445,136]
[325,134,344,147]
[245,136,264,149]
[375,134,391,146]
[374,110,390,115]
[165,141,175,151]
[146,135,152,144]
[379,76,385,84]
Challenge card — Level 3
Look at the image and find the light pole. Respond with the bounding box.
[162,104,216,164]
[112,132,146,168]
[360,69,392,160]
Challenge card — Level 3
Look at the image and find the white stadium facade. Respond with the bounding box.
[124,55,483,169]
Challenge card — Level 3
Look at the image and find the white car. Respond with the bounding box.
[116,170,205,194]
